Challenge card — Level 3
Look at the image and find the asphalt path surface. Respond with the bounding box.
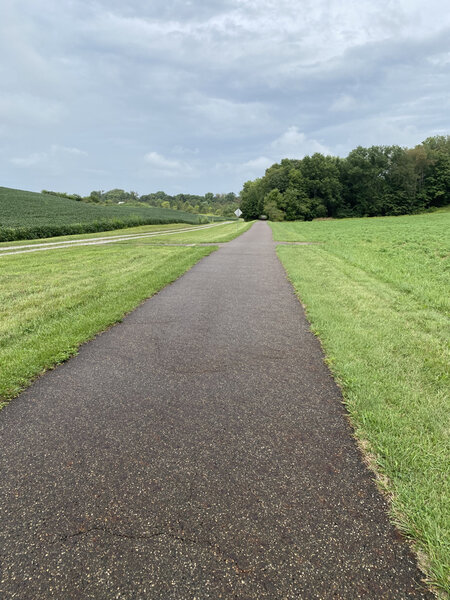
[0,222,431,599]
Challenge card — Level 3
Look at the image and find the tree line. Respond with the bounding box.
[42,189,239,218]
[240,136,450,221]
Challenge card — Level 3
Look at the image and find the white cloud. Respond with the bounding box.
[213,155,274,180]
[242,156,273,170]
[215,128,330,181]
[213,127,331,182]
[0,93,64,125]
[10,145,87,169]
[10,152,48,167]
[144,152,183,170]
[172,145,200,156]
[50,144,87,156]
[187,95,272,135]
[270,127,330,159]
[428,51,450,66]
[144,151,195,176]
[330,94,357,112]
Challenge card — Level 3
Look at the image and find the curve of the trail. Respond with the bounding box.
[0,221,232,257]
[0,222,431,599]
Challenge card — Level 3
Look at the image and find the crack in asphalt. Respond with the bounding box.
[57,527,257,575]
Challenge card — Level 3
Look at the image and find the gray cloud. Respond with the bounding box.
[0,0,449,194]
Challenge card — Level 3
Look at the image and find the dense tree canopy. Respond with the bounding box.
[240,136,450,220]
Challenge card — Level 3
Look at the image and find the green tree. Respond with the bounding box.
[240,179,264,219]
[420,136,450,207]
[300,154,342,217]
[263,189,285,221]
[262,160,299,196]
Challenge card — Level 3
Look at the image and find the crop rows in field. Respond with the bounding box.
[0,187,226,241]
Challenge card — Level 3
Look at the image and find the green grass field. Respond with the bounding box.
[0,243,214,407]
[0,221,250,406]
[0,187,227,241]
[0,222,197,248]
[118,220,252,244]
[271,211,449,594]
[0,221,249,254]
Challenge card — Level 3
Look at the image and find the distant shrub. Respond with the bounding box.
[41,190,82,201]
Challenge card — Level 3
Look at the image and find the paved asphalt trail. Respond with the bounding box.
[0,222,431,599]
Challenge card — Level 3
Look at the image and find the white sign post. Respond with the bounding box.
[234,208,242,233]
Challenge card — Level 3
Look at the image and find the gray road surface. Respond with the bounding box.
[0,222,431,599]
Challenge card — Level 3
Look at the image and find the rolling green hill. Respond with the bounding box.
[0,187,219,241]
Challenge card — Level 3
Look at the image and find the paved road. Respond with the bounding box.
[0,222,431,599]
[0,221,231,257]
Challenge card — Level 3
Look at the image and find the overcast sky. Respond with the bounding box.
[1,0,449,196]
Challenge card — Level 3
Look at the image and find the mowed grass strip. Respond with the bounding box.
[0,222,198,248]
[272,210,449,314]
[0,220,246,251]
[0,243,214,407]
[119,220,253,244]
[271,213,449,594]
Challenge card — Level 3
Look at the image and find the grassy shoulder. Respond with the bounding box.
[0,222,223,249]
[0,220,248,251]
[118,220,253,244]
[0,243,215,407]
[271,211,449,314]
[271,216,449,594]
